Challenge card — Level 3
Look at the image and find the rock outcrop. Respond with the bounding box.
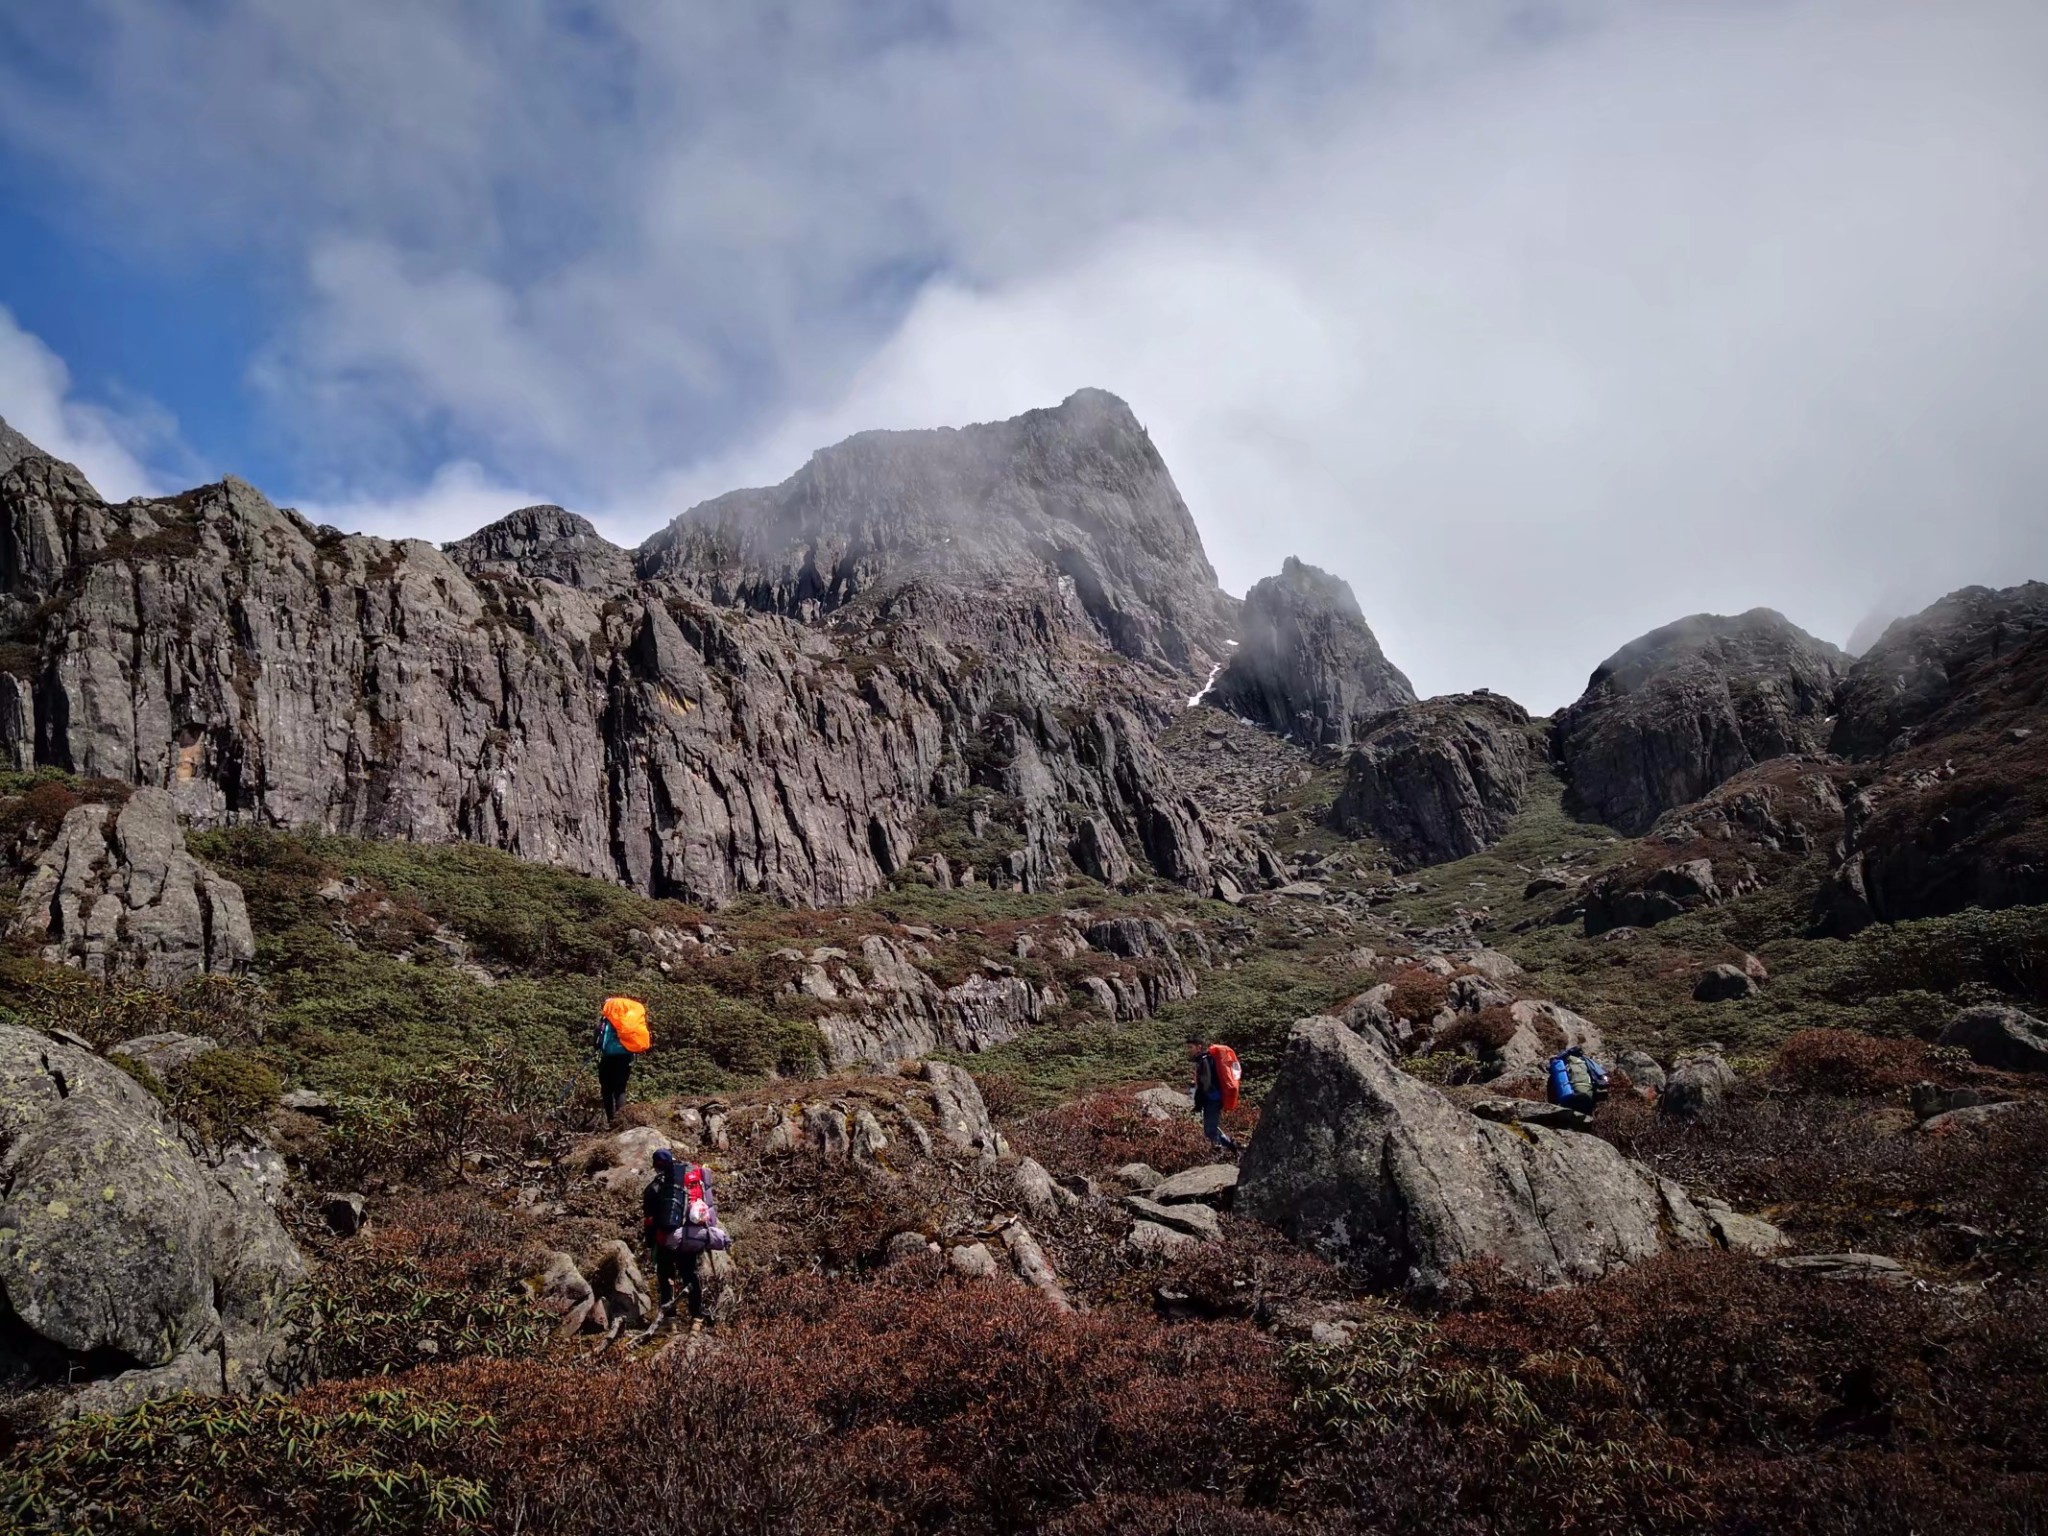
[1237,1017,1737,1292]
[10,788,254,984]
[1328,692,1534,866]
[1940,1005,2048,1074]
[442,504,634,590]
[808,916,1201,1070]
[1210,558,1414,749]
[1831,581,2048,759]
[1555,610,1846,835]
[0,1025,305,1410]
[0,395,1257,908]
[1815,629,2048,933]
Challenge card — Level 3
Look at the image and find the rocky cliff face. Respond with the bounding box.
[1554,609,1846,836]
[1817,628,2048,933]
[0,397,1256,908]
[1830,581,2048,760]
[1209,557,1413,749]
[1328,692,1534,866]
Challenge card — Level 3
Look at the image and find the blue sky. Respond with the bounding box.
[2,0,2046,710]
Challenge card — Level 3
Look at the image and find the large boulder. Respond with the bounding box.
[1328,692,1535,866]
[10,789,254,985]
[1555,610,1846,836]
[0,1025,305,1407]
[1660,1050,1738,1118]
[1939,1006,2048,1074]
[1237,1018,1719,1292]
[1210,557,1415,749]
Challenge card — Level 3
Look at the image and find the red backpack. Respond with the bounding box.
[1208,1044,1242,1112]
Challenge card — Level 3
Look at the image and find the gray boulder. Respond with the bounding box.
[1584,858,1724,936]
[1469,1098,1588,1132]
[1113,1162,1165,1191]
[947,1242,1000,1280]
[1661,1051,1737,1118]
[1238,1018,1719,1292]
[110,1031,220,1078]
[10,789,254,985]
[1148,1163,1239,1206]
[1617,1051,1667,1094]
[1211,557,1415,749]
[1012,1157,1063,1221]
[1125,1220,1200,1260]
[1328,692,1536,867]
[921,1061,1004,1159]
[1939,1005,2048,1074]
[1773,1253,1912,1285]
[1693,964,1756,1003]
[0,1025,304,1405]
[1124,1195,1223,1242]
[1555,609,1846,835]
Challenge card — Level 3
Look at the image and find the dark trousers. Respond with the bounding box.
[599,1054,633,1120]
[1202,1097,1239,1150]
[653,1243,704,1319]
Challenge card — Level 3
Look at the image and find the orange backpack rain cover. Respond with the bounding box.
[1208,1044,1242,1112]
[603,995,651,1053]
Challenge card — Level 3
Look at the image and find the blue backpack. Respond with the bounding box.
[1547,1050,1608,1104]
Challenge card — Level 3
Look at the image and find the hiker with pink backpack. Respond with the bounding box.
[642,1147,732,1325]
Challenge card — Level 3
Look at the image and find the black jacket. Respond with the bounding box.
[1193,1049,1219,1104]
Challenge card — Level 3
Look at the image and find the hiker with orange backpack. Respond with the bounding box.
[1188,1034,1243,1151]
[595,995,651,1123]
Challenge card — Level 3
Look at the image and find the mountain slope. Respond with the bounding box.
[0,396,1260,907]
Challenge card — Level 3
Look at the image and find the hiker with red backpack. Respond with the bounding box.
[1188,1034,1243,1151]
[595,995,652,1123]
[642,1147,732,1325]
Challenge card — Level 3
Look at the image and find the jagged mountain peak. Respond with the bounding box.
[444,503,632,590]
[1832,579,2048,759]
[1556,607,1846,835]
[1582,608,1845,697]
[637,389,1236,673]
[1210,555,1415,750]
[0,415,42,480]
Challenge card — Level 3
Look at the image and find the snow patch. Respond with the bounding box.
[1187,661,1225,708]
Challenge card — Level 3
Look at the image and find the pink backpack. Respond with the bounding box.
[658,1164,732,1254]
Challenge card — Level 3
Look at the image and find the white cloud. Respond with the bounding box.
[657,0,2048,709]
[0,306,161,500]
[4,0,2047,709]
[292,459,571,548]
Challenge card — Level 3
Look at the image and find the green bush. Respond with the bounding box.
[163,1048,281,1154]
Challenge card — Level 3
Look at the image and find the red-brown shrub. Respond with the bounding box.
[1385,966,1452,1025]
[1772,1029,1931,1097]
[1010,1084,1247,1177]
[1437,1003,1520,1053]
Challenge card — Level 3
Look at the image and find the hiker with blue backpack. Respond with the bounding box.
[1547,1045,1611,1116]
[643,1146,732,1326]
